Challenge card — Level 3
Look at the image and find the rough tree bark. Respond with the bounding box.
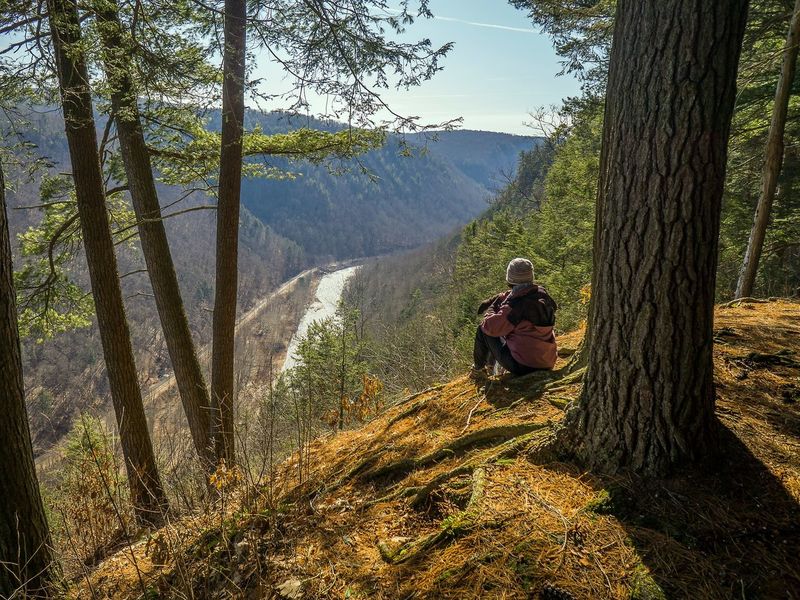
[211,0,246,464]
[0,162,53,597]
[47,0,169,525]
[560,0,749,475]
[735,0,800,298]
[94,0,215,470]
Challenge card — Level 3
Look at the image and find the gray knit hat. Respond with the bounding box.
[506,257,534,285]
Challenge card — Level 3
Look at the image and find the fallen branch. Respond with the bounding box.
[735,349,799,369]
[719,296,772,308]
[378,468,487,564]
[460,395,485,434]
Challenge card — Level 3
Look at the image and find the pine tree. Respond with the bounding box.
[559,0,749,475]
[94,0,215,470]
[210,0,247,465]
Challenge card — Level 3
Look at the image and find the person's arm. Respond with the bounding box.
[477,292,504,315]
[481,301,515,337]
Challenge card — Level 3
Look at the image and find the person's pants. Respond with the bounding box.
[473,326,536,376]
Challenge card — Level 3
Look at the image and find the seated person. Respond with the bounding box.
[472,258,558,377]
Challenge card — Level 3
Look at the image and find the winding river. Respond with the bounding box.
[281,265,361,371]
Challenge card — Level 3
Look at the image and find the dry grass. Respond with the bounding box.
[73,300,800,599]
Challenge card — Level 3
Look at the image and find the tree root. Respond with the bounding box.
[364,429,547,509]
[408,430,543,510]
[544,366,586,390]
[360,423,547,483]
[506,367,586,410]
[563,340,587,373]
[378,468,487,564]
[392,383,447,408]
[385,399,427,429]
[505,369,560,388]
[547,396,571,409]
[325,451,385,493]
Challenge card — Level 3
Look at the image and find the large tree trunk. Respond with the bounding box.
[735,0,800,298]
[0,162,53,598]
[561,0,749,476]
[211,0,246,464]
[94,1,215,470]
[47,0,169,525]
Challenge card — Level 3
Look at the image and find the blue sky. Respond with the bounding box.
[253,1,581,135]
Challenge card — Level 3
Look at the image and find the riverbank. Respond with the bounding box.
[35,268,324,478]
[282,265,361,371]
[35,261,362,479]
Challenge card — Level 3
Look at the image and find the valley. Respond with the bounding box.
[5,111,538,466]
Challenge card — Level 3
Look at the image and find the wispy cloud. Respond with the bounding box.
[384,8,537,34]
[430,15,537,34]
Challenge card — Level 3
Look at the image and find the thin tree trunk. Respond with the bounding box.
[735,0,800,298]
[46,0,169,525]
[339,323,346,430]
[0,162,53,598]
[560,0,749,476]
[211,0,246,465]
[94,1,215,470]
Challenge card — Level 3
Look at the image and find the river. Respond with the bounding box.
[281,265,361,371]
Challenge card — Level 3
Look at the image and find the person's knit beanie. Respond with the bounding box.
[506,258,534,285]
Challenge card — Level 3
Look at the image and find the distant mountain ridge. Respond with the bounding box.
[13,108,539,261]
[236,112,540,259]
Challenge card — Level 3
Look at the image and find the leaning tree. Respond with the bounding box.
[736,0,800,298]
[559,0,750,475]
[47,0,169,524]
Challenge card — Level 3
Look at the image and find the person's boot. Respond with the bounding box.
[469,365,490,382]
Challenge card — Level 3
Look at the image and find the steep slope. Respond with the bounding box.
[77,300,800,599]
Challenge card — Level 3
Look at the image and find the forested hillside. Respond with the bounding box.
[236,112,538,258]
[408,129,539,190]
[240,135,489,258]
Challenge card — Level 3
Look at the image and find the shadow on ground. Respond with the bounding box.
[567,422,800,598]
